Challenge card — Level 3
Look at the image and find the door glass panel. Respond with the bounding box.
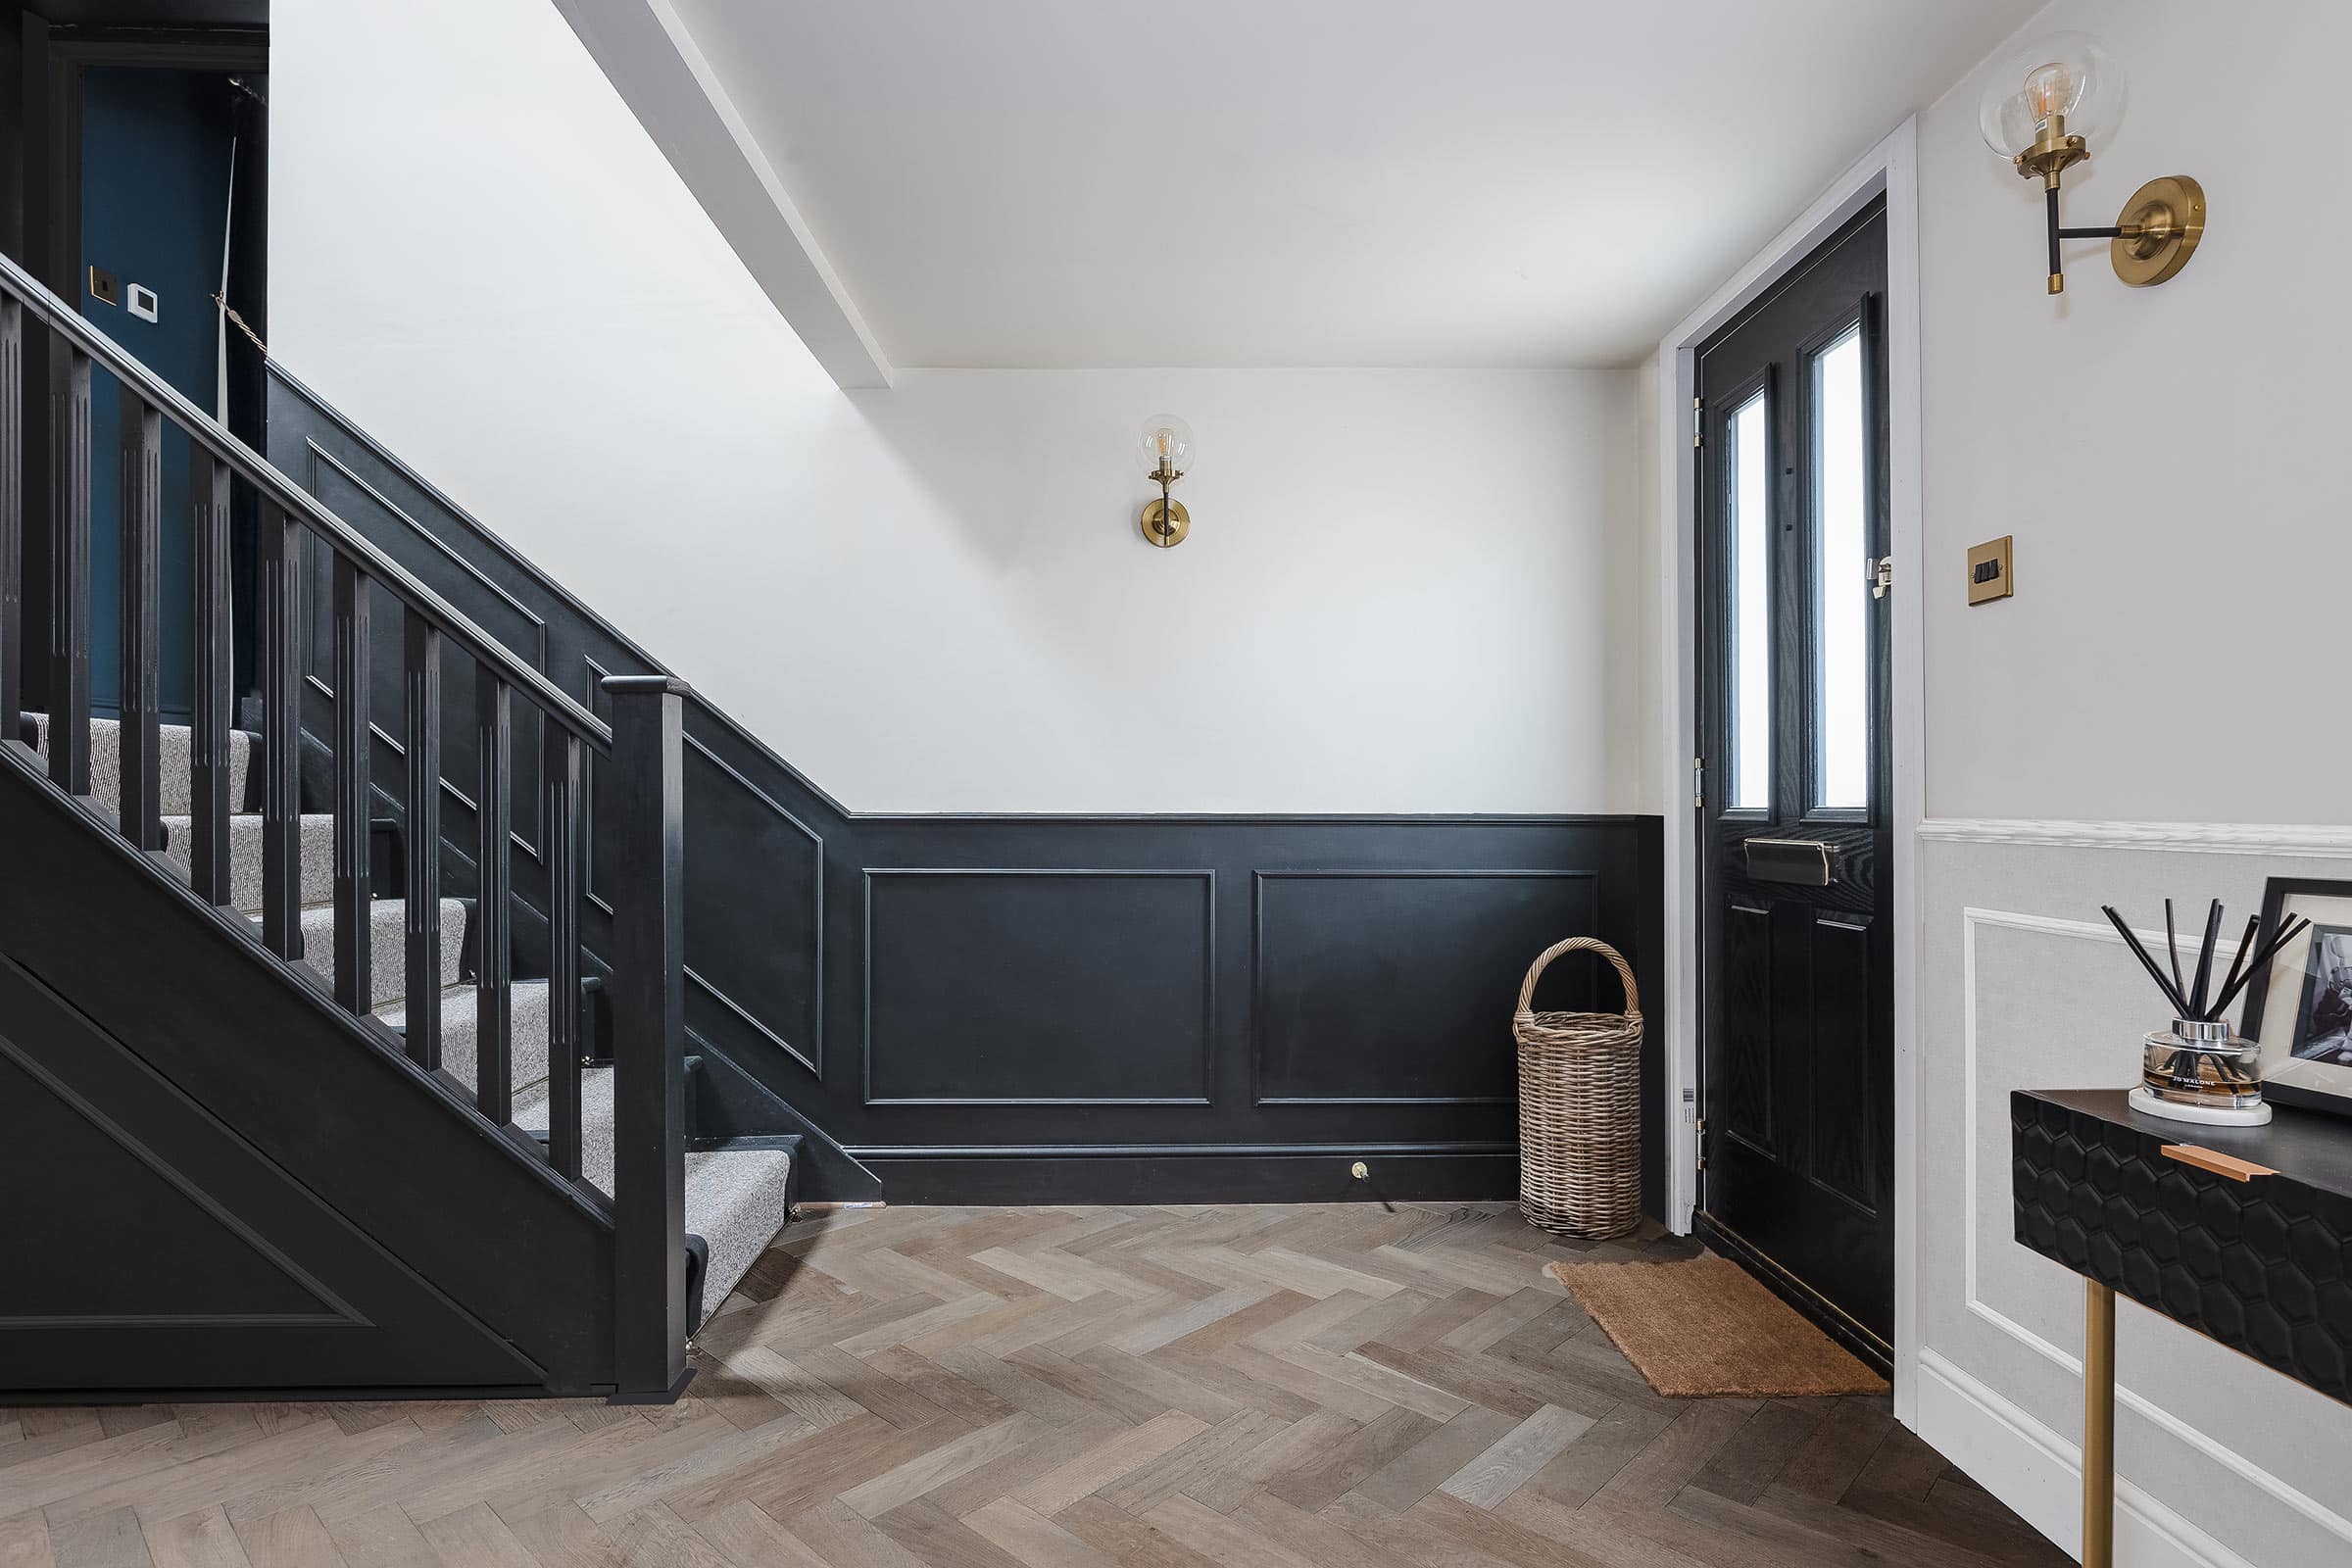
[1728,389,1770,809]
[1812,323,1868,809]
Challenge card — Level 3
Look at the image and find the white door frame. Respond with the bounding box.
[1652,118,1925,1423]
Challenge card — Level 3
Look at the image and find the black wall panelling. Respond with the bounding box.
[269,369,1667,1207]
[1253,868,1599,1104]
[863,867,1215,1106]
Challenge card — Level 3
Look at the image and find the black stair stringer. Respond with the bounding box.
[0,740,619,1399]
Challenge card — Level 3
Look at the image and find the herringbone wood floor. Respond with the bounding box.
[2,1201,2068,1566]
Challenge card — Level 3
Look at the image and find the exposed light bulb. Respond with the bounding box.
[1978,32,2123,162]
[2022,61,2079,130]
[1135,414,1195,480]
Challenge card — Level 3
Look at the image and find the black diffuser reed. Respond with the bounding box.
[2104,899,2308,1102]
[2101,898,2310,1026]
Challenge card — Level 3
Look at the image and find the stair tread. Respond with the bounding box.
[374,977,550,1020]
[163,812,335,915]
[685,1145,796,1324]
[514,1067,794,1324]
[26,711,259,818]
[247,896,469,1007]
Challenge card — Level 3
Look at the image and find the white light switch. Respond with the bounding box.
[126,284,158,323]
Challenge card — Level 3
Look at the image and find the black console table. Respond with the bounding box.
[2011,1089,2352,1568]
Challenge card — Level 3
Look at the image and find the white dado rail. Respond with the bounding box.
[1919,819,2352,858]
[1917,816,2352,1568]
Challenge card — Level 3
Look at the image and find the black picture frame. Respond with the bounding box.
[2242,876,2352,1120]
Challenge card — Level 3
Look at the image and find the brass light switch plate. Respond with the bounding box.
[1967,535,2014,606]
[88,266,119,307]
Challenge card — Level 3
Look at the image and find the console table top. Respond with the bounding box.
[2021,1088,2352,1200]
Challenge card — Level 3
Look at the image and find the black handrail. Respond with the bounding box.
[0,248,609,750]
[0,249,687,1399]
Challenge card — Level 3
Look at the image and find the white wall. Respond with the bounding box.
[1910,4,2352,1564]
[1920,0,2351,825]
[267,0,1641,815]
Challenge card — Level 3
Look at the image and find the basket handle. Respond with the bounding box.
[1515,936,1640,1022]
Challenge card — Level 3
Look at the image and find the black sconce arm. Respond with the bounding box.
[2038,172,2200,294]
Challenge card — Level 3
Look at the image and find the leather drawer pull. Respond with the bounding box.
[2160,1144,2278,1182]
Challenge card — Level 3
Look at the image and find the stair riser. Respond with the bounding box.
[248,897,466,1009]
[522,1066,620,1196]
[31,714,258,820]
[162,813,335,913]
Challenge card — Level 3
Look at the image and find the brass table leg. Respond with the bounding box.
[2083,1279,2116,1568]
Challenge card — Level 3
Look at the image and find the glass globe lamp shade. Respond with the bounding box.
[1137,416,1196,480]
[1978,31,2125,160]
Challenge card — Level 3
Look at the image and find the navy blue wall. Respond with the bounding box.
[81,67,235,718]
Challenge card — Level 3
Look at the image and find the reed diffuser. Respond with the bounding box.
[2103,899,2310,1127]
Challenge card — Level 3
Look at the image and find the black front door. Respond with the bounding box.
[1695,202,1893,1363]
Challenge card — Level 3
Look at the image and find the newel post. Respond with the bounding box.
[603,674,691,1401]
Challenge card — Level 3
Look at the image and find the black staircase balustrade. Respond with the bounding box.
[403,611,442,1067]
[330,556,372,1015]
[259,502,304,959]
[474,667,513,1125]
[118,389,164,850]
[49,344,90,795]
[0,300,20,737]
[188,453,233,905]
[0,248,691,1397]
[606,674,690,1401]
[545,716,584,1184]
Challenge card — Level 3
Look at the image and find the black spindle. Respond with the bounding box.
[117,391,163,849]
[545,716,583,1182]
[259,506,303,958]
[403,611,442,1067]
[331,557,371,1013]
[606,674,689,1400]
[48,344,89,794]
[0,299,22,738]
[474,668,513,1123]
[188,455,232,904]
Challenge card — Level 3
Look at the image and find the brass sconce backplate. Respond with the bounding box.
[2111,175,2204,287]
[1140,497,1190,548]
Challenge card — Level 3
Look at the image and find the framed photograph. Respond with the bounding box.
[2241,877,2352,1118]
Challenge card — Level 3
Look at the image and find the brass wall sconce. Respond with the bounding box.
[1980,32,2204,294]
[1137,414,1195,547]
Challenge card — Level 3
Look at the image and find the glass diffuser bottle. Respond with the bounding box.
[2136,1018,2266,1121]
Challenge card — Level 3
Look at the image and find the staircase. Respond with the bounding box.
[19,711,799,1325]
[0,245,802,1403]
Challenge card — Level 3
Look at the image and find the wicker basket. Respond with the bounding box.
[1513,936,1642,1240]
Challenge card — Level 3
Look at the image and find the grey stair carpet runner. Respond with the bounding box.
[24,712,792,1325]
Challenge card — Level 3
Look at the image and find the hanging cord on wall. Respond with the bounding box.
[212,291,270,359]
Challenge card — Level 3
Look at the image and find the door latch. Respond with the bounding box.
[1871,556,1893,600]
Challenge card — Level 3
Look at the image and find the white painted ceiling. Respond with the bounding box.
[657,0,2041,369]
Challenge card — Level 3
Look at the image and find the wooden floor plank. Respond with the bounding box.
[231,1513,350,1568]
[412,1504,538,1568]
[46,1507,154,1568]
[1438,1404,1594,1509]
[961,1498,1114,1568]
